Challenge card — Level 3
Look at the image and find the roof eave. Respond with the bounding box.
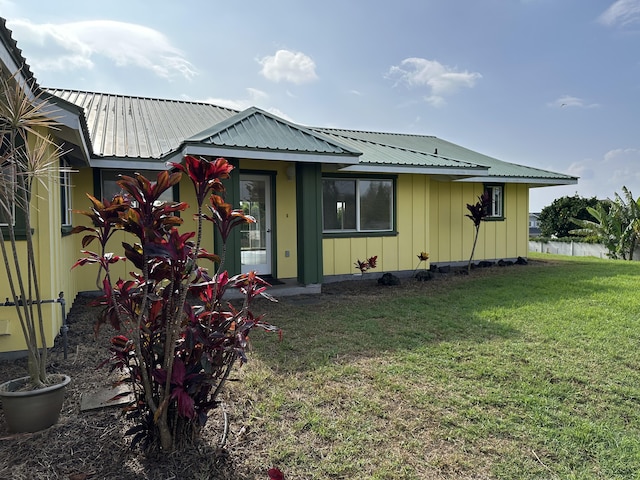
[180,143,361,164]
[42,95,93,166]
[456,175,579,186]
[338,164,489,176]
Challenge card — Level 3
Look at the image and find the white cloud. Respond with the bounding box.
[199,88,295,122]
[6,19,197,80]
[387,58,481,107]
[598,0,640,27]
[548,95,599,108]
[531,148,640,210]
[569,149,640,200]
[258,49,318,85]
[201,87,268,110]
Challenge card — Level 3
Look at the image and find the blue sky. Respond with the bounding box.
[2,0,639,211]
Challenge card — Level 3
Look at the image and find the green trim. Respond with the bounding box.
[61,225,73,236]
[322,172,398,180]
[296,163,323,284]
[0,227,28,240]
[93,168,101,200]
[215,159,241,275]
[0,204,28,240]
[323,230,398,239]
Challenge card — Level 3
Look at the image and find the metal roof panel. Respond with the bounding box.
[316,128,576,182]
[188,107,361,156]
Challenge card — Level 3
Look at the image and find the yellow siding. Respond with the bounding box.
[323,175,530,276]
[0,132,75,353]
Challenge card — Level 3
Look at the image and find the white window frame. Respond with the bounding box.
[485,184,504,219]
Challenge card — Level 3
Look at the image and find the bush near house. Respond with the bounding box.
[72,155,280,452]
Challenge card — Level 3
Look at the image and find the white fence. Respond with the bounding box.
[529,240,640,260]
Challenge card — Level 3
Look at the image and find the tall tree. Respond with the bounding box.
[538,195,600,238]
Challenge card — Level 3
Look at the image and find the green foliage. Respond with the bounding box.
[538,194,600,238]
[570,186,640,260]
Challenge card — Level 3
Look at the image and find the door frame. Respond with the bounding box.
[239,172,276,276]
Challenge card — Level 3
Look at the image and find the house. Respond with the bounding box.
[0,18,577,356]
[529,212,542,237]
[0,19,92,356]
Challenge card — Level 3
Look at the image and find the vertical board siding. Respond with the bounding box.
[323,175,530,276]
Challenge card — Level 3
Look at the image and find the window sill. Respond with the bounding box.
[323,230,398,239]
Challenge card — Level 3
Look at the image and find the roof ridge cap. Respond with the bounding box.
[315,127,437,138]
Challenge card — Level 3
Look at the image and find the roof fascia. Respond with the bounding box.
[456,176,578,185]
[90,158,169,170]
[338,164,489,176]
[40,96,92,166]
[180,144,361,164]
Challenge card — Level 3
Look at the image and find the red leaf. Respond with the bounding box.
[268,467,284,480]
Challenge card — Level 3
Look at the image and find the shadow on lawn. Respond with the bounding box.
[248,258,634,372]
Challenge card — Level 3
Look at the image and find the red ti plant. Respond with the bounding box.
[465,191,491,274]
[354,255,378,275]
[73,156,279,452]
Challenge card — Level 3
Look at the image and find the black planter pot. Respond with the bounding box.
[0,374,71,433]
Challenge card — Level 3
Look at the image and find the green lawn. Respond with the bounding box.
[228,254,640,479]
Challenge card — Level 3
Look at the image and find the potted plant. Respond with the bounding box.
[72,154,279,452]
[0,71,71,432]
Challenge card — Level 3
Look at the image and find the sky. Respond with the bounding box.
[1,0,639,212]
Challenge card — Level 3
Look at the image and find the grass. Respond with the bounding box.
[228,254,640,479]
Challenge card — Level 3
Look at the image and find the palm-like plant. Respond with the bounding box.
[571,187,640,261]
[570,202,622,259]
[0,71,67,387]
[612,187,640,260]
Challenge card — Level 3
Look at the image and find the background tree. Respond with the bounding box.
[571,186,640,260]
[538,194,601,238]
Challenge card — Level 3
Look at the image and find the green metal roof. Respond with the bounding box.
[188,107,360,155]
[46,88,576,186]
[47,89,239,160]
[315,128,577,186]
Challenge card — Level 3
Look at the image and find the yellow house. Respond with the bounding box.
[0,19,92,357]
[0,18,576,356]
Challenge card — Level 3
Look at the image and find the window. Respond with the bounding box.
[485,184,504,219]
[322,177,394,233]
[0,161,16,227]
[60,159,72,228]
[100,169,176,204]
